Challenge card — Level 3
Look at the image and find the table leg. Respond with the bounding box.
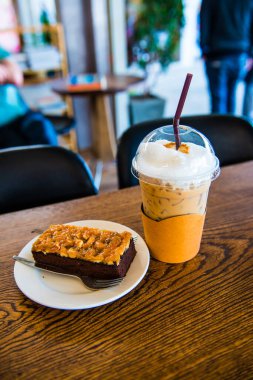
[91,95,117,160]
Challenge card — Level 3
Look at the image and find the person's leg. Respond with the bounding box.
[226,77,237,113]
[205,59,227,113]
[227,54,247,114]
[243,82,253,117]
[242,68,253,117]
[20,111,58,145]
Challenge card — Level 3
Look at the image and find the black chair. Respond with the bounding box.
[117,114,253,189]
[0,145,98,214]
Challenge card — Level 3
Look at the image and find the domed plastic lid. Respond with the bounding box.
[131,125,220,187]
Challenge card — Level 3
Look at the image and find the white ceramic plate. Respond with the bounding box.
[14,220,150,310]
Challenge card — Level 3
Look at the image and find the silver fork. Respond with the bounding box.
[13,256,123,291]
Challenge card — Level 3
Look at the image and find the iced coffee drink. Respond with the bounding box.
[132,125,220,263]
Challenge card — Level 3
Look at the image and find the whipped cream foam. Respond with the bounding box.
[133,140,218,186]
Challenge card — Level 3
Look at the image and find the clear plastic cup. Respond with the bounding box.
[131,125,220,263]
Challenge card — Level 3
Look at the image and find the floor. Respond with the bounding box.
[97,159,118,193]
[80,149,118,193]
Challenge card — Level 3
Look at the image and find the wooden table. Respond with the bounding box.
[52,74,144,160]
[1,161,253,379]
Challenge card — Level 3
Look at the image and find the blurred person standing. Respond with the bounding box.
[200,0,253,114]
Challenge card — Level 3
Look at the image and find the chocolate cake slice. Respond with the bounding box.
[32,224,136,279]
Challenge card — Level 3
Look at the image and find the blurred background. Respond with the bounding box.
[0,0,246,151]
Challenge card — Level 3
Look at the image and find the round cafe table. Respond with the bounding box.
[51,74,144,160]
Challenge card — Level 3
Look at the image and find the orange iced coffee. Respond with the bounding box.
[132,125,220,263]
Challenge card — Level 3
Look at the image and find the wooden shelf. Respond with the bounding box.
[23,67,62,75]
[0,23,72,112]
[23,70,62,85]
[0,23,77,151]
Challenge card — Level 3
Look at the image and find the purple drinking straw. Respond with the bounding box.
[173,73,193,150]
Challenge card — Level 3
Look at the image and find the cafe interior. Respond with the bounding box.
[1,0,253,379]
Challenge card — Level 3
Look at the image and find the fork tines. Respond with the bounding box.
[81,276,123,289]
[92,278,122,285]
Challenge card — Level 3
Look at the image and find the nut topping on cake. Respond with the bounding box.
[32,224,132,265]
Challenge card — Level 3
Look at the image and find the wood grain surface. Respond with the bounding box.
[0,161,253,380]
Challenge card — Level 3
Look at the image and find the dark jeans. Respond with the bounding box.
[205,54,247,114]
[0,110,58,149]
[243,67,253,118]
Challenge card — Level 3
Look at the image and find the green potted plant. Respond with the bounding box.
[127,0,185,124]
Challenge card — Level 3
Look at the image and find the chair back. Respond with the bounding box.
[0,145,98,213]
[117,114,253,188]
